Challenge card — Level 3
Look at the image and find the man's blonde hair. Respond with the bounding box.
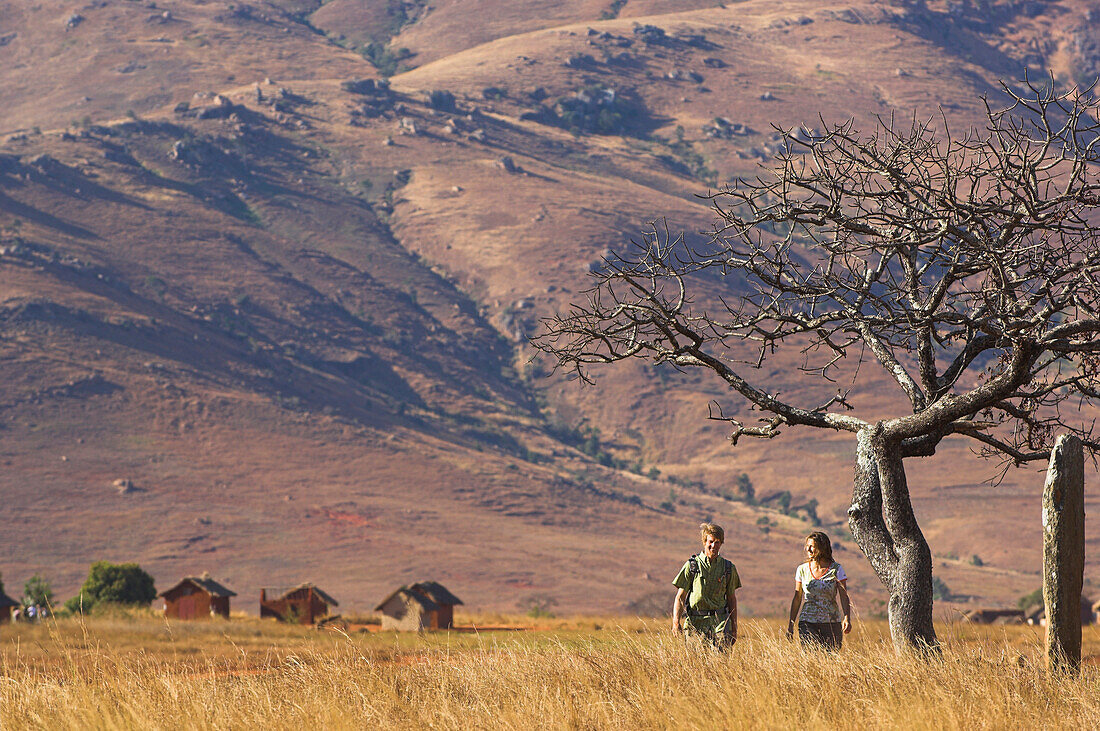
[699,522,725,544]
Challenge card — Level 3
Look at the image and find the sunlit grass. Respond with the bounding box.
[2,612,1099,729]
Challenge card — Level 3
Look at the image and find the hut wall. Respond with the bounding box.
[379,595,426,631]
[261,589,328,624]
[210,596,231,619]
[163,586,214,620]
[428,605,454,629]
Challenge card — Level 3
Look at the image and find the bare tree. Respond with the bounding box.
[536,78,1100,653]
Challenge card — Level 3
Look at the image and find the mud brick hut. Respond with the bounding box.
[961,608,1026,624]
[375,581,463,631]
[159,575,237,619]
[260,583,338,624]
[1028,596,1095,627]
[0,589,18,623]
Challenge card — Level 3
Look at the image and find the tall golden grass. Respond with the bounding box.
[2,613,1099,729]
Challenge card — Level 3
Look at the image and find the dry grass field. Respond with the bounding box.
[3,612,1100,729]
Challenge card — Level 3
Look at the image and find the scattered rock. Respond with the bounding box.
[703,117,754,138]
[114,478,136,494]
[703,57,726,68]
[66,13,84,29]
[760,90,775,101]
[633,24,666,44]
[495,155,519,173]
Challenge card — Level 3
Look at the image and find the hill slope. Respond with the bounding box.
[1,0,1098,615]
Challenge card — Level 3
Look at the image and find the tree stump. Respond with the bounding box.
[1043,434,1085,674]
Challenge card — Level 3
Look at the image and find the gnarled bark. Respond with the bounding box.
[849,426,938,653]
[1043,434,1084,674]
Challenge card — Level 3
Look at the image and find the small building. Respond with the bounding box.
[961,608,1025,624]
[375,581,463,631]
[260,583,338,624]
[1029,596,1095,627]
[159,575,236,620]
[0,590,18,624]
[1025,604,1045,626]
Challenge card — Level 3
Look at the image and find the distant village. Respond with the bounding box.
[2,565,1099,630]
[0,569,463,632]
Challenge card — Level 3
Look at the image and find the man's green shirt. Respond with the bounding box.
[672,554,741,611]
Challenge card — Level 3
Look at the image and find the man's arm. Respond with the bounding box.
[672,588,687,632]
[726,591,738,643]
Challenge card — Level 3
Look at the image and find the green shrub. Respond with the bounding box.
[65,561,156,613]
[22,574,54,608]
[1017,587,1043,610]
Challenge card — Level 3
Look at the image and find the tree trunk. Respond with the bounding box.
[1043,433,1084,674]
[848,425,938,653]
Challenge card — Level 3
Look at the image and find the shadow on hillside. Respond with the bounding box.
[0,191,99,239]
[892,5,1041,77]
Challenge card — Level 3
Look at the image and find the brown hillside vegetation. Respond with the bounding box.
[1,0,1099,616]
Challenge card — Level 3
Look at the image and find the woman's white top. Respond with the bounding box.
[796,561,847,623]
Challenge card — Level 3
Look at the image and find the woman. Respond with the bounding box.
[786,531,851,650]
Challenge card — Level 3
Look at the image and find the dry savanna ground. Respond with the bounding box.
[2,612,1099,729]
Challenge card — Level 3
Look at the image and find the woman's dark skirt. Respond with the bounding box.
[798,621,843,651]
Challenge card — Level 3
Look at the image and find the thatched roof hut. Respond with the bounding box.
[375,581,463,631]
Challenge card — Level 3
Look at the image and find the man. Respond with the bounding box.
[672,522,741,649]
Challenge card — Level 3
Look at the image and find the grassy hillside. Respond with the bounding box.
[1,0,1098,615]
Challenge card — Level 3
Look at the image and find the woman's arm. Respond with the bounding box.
[787,585,802,639]
[837,579,851,634]
[672,588,687,632]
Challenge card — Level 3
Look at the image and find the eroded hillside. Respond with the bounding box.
[1,0,1098,614]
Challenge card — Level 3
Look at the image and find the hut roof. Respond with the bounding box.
[962,608,1024,622]
[159,576,237,598]
[267,583,339,606]
[408,581,464,607]
[0,591,19,609]
[374,586,440,612]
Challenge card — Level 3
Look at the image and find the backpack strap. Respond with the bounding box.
[682,554,699,612]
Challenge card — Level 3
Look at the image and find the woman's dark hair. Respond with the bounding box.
[806,531,833,564]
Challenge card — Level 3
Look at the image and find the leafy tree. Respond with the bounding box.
[22,574,53,609]
[538,78,1100,653]
[931,576,953,601]
[1018,587,1044,610]
[65,561,156,613]
[735,472,755,502]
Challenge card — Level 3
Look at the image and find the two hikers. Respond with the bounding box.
[672,523,851,651]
